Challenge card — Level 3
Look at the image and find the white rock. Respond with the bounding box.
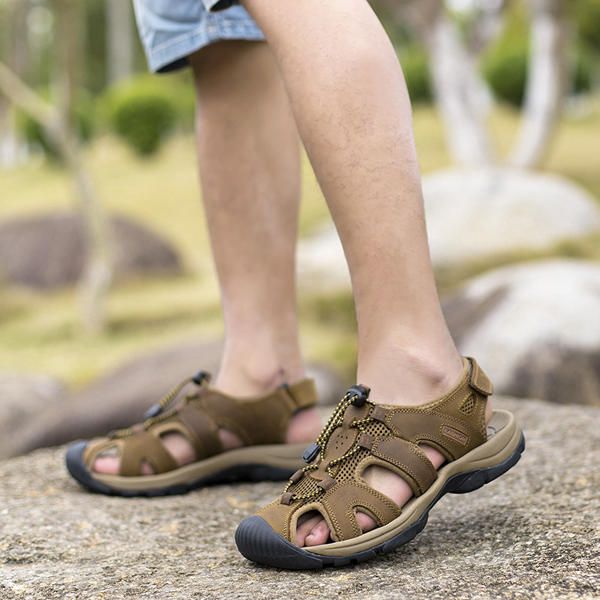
[297,225,350,289]
[424,167,600,268]
[297,168,600,284]
[444,259,600,405]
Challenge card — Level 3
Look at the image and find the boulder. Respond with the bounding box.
[424,167,600,268]
[0,212,182,289]
[1,398,598,599]
[297,225,350,289]
[8,339,345,458]
[297,168,600,285]
[0,373,66,458]
[444,259,600,405]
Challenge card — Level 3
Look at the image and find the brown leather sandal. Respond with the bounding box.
[235,357,525,569]
[65,371,317,496]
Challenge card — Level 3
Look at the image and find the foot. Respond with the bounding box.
[94,373,321,475]
[296,354,492,547]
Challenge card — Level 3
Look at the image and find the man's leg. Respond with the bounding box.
[95,41,320,474]
[239,0,492,545]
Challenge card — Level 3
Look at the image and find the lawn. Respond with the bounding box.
[1,104,599,388]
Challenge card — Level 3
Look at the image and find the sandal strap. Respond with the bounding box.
[199,379,317,446]
[358,433,437,496]
[119,430,178,476]
[176,403,223,459]
[320,480,401,542]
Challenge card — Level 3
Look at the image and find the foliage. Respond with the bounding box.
[481,39,530,107]
[17,93,96,161]
[104,77,178,156]
[399,46,434,104]
[574,0,600,54]
[482,41,593,108]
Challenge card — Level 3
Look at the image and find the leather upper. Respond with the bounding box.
[83,377,317,477]
[258,357,493,543]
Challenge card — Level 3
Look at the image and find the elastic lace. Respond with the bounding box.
[110,374,210,439]
[283,391,377,503]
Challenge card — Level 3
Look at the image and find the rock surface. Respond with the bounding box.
[1,398,598,599]
[0,373,66,458]
[296,168,600,285]
[444,259,600,406]
[297,225,350,289]
[0,212,182,289]
[5,340,345,459]
[424,168,600,268]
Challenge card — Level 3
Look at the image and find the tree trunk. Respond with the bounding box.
[380,0,495,167]
[0,0,28,168]
[509,0,569,169]
[425,11,495,166]
[0,1,113,334]
[106,0,134,84]
[53,0,113,333]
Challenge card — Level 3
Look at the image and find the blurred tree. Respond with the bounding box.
[377,0,497,166]
[0,0,28,167]
[0,0,113,334]
[106,0,134,84]
[375,0,572,170]
[510,0,569,168]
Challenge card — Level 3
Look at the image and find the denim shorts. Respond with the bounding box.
[133,0,262,73]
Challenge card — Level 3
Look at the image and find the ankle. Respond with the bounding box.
[357,340,463,407]
[215,341,306,397]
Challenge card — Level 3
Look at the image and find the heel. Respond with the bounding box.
[446,433,525,494]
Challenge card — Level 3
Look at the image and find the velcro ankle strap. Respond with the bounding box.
[284,379,318,410]
[466,357,494,396]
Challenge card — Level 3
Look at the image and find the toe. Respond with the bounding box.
[355,511,377,534]
[93,456,120,475]
[304,519,330,547]
[295,514,323,546]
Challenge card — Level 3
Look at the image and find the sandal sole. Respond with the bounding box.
[65,441,303,497]
[235,427,525,570]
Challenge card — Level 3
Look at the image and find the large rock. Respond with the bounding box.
[0,212,182,289]
[444,259,600,405]
[297,168,600,285]
[1,398,598,599]
[0,373,66,458]
[424,167,600,268]
[7,340,345,458]
[297,224,350,289]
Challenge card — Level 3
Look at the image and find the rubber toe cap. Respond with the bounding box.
[65,440,112,494]
[234,515,325,570]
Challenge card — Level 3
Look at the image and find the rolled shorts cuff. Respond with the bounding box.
[147,15,264,72]
[202,0,239,12]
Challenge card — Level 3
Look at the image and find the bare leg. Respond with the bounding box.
[95,41,320,475]
[240,0,491,545]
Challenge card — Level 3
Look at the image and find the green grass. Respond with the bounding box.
[1,103,600,387]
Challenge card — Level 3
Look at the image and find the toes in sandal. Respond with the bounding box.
[65,372,317,497]
[235,357,525,569]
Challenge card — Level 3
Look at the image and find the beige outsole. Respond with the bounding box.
[91,443,307,492]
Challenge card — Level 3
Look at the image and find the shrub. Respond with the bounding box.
[17,93,95,161]
[574,0,600,54]
[482,41,530,107]
[104,78,178,156]
[482,42,593,107]
[399,46,433,104]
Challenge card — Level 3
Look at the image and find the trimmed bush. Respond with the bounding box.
[575,0,600,54]
[482,41,530,107]
[104,78,178,156]
[482,42,593,107]
[399,46,433,104]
